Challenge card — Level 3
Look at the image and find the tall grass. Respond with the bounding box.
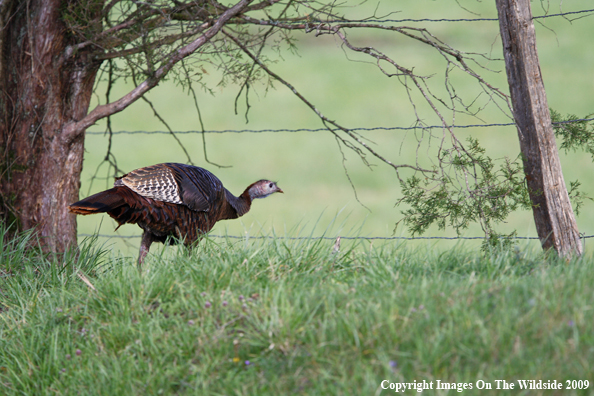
[1,225,593,395]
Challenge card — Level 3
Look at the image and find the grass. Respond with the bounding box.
[1,224,593,395]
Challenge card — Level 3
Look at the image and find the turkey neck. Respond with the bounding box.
[224,188,253,218]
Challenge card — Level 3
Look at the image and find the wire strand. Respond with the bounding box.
[79,233,594,241]
[85,117,594,136]
[267,8,594,24]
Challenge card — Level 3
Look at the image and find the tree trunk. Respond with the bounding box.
[496,0,582,256]
[0,0,102,252]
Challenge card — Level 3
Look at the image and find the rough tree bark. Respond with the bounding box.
[0,0,103,253]
[496,0,582,256]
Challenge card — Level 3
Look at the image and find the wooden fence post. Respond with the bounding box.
[496,0,582,256]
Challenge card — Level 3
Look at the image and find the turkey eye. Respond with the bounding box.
[269,183,273,188]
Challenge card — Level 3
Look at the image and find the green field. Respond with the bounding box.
[1,225,593,395]
[78,0,594,256]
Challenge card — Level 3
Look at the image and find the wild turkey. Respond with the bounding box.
[69,163,283,266]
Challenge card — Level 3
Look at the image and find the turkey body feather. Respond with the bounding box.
[69,163,283,266]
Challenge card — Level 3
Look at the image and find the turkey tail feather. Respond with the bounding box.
[69,188,127,215]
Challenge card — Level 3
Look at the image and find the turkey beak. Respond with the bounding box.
[277,187,284,193]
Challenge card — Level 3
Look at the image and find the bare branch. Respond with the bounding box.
[222,29,436,174]
[233,0,294,120]
[93,23,210,60]
[63,0,254,142]
[180,59,230,168]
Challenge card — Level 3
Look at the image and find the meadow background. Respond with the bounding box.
[3,1,594,394]
[78,0,594,256]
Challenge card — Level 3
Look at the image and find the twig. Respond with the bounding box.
[222,29,436,174]
[76,269,97,291]
[63,0,254,142]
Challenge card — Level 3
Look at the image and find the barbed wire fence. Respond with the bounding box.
[79,233,594,241]
[79,6,594,244]
[85,117,594,136]
[81,115,594,243]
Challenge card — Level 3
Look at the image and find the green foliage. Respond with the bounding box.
[550,110,594,215]
[397,111,594,247]
[397,137,531,250]
[1,229,593,394]
[551,109,594,159]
